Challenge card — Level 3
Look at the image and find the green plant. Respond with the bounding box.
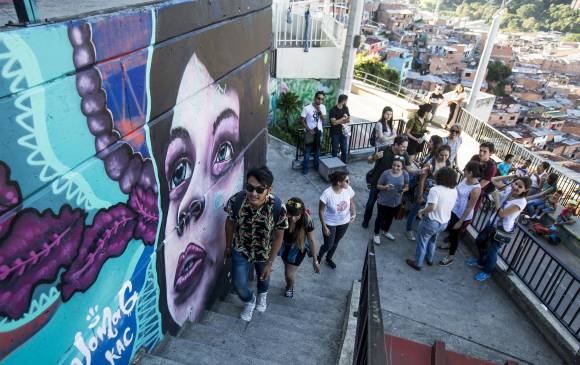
[486,61,512,96]
[276,91,302,130]
[354,54,400,91]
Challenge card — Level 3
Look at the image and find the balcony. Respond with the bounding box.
[272,0,348,79]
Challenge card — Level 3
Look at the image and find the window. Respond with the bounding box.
[510,116,515,120]
[465,72,471,77]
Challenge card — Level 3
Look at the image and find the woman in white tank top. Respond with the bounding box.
[439,162,481,266]
[466,175,531,282]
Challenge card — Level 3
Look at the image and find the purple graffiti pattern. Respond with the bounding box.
[0,21,161,321]
[0,162,21,239]
[60,204,137,300]
[0,206,86,318]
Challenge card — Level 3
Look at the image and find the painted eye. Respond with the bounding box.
[170,158,192,190]
[214,142,234,164]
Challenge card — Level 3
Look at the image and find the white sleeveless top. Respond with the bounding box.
[491,187,527,232]
[452,179,481,221]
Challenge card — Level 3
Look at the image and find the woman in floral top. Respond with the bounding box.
[405,103,432,160]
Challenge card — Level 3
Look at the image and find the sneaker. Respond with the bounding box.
[256,292,268,312]
[426,260,434,266]
[362,221,369,229]
[405,231,416,241]
[474,271,491,282]
[373,235,381,245]
[240,295,256,321]
[325,259,337,270]
[465,258,484,268]
[382,231,395,240]
[284,288,294,298]
[439,256,454,266]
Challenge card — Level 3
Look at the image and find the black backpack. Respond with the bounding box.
[369,128,377,147]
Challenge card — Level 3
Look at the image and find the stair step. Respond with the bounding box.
[212,300,340,339]
[197,310,340,362]
[155,336,273,365]
[138,353,185,365]
[269,282,351,302]
[179,322,319,364]
[225,288,346,322]
[223,295,343,330]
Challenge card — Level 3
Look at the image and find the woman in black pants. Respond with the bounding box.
[318,171,356,269]
[439,162,481,266]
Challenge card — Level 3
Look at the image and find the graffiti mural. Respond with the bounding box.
[0,0,271,364]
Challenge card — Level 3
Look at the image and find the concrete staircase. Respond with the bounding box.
[136,275,351,365]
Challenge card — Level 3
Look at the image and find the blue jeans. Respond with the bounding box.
[406,201,421,232]
[363,187,379,225]
[331,133,348,163]
[231,249,270,303]
[302,130,322,174]
[477,239,503,274]
[414,217,446,267]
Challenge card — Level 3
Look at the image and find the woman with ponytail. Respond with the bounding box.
[279,198,321,298]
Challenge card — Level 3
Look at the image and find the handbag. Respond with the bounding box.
[395,201,406,220]
[304,130,315,145]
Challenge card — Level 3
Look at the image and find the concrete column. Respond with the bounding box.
[338,0,364,95]
[466,8,502,113]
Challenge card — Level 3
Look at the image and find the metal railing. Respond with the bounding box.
[471,198,580,341]
[455,108,580,205]
[353,241,387,365]
[353,70,428,105]
[293,119,407,162]
[273,0,348,48]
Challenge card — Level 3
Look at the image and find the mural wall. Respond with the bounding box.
[0,1,271,364]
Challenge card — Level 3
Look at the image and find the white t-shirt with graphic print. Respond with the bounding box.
[301,103,326,131]
[320,186,355,226]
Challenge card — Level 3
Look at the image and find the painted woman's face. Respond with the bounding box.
[163,54,243,325]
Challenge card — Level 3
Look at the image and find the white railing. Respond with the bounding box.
[273,0,348,49]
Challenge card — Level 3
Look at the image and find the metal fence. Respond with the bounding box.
[353,241,387,365]
[471,198,580,341]
[455,109,580,205]
[294,119,407,162]
[353,70,427,105]
[273,0,348,48]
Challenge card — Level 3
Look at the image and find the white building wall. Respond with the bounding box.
[276,47,344,79]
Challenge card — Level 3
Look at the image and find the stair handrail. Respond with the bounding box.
[353,241,388,365]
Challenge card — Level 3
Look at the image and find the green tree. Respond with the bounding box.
[516,4,539,19]
[562,33,580,42]
[486,61,512,96]
[354,54,400,90]
[548,4,580,33]
[276,91,301,130]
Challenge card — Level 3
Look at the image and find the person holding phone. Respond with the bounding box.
[373,156,409,244]
[329,94,351,163]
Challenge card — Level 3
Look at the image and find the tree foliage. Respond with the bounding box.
[428,0,580,33]
[486,61,512,96]
[354,53,400,89]
[276,91,302,130]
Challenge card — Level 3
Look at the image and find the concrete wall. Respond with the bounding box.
[276,47,343,79]
[0,1,271,364]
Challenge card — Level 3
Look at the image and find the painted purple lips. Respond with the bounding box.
[174,242,206,295]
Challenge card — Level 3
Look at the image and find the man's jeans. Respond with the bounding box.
[331,133,348,163]
[363,187,379,225]
[303,130,322,174]
[414,217,446,267]
[232,249,269,303]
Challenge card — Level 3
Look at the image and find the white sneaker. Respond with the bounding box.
[383,231,395,240]
[256,292,268,312]
[240,295,256,321]
[406,231,416,241]
[373,235,381,245]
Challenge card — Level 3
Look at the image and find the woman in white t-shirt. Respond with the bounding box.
[318,171,356,270]
[406,167,458,271]
[466,175,531,282]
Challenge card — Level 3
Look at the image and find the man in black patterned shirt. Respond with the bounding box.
[224,166,288,321]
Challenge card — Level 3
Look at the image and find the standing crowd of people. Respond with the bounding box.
[225,91,564,323]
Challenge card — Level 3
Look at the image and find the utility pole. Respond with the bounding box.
[466,0,508,113]
[338,0,364,95]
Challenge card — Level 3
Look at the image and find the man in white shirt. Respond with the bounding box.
[406,167,458,271]
[300,91,327,174]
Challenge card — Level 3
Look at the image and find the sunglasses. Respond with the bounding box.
[246,183,267,194]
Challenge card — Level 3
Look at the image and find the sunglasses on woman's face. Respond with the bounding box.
[287,200,303,209]
[246,183,267,194]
